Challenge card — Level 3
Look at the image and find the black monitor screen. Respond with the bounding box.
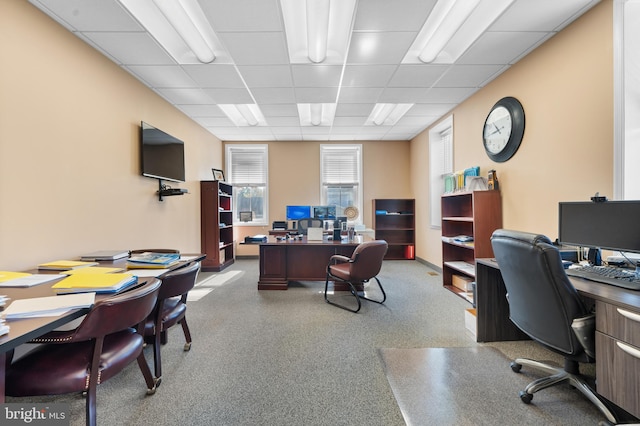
[558,201,640,253]
[140,121,185,183]
[313,205,336,220]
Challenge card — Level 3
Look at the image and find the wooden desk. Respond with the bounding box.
[475,258,640,418]
[258,235,366,290]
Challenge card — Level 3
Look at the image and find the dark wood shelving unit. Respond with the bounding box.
[372,199,415,260]
[441,191,502,299]
[200,180,234,272]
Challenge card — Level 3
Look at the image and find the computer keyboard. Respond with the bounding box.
[566,264,640,290]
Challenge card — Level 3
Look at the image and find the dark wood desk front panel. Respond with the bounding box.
[258,236,364,290]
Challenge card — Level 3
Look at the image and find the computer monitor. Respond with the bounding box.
[558,200,640,254]
[286,205,311,221]
[312,205,336,220]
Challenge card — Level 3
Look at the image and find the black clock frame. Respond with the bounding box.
[483,96,525,163]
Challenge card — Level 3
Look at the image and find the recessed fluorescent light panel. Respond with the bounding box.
[366,104,414,126]
[280,0,357,64]
[403,0,515,64]
[219,104,266,127]
[297,103,337,126]
[118,0,221,64]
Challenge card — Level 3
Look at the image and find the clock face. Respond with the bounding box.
[482,97,525,163]
[483,106,512,154]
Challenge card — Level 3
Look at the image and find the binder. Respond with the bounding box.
[51,273,137,294]
[38,260,99,271]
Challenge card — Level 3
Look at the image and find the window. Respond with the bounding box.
[320,145,362,223]
[225,145,268,225]
[429,115,454,228]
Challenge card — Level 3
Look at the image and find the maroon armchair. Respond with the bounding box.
[143,261,200,383]
[6,278,161,426]
[324,240,388,313]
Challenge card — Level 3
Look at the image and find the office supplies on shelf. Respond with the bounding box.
[51,273,137,294]
[38,260,98,271]
[60,266,125,275]
[0,274,63,288]
[2,292,95,319]
[80,250,129,261]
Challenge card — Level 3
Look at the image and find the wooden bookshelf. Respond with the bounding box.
[200,180,234,272]
[372,199,415,260]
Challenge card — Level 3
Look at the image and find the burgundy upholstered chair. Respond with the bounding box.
[6,278,161,426]
[324,240,388,313]
[143,261,200,383]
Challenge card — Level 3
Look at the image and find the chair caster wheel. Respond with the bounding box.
[519,390,533,404]
[184,342,191,351]
[510,361,522,373]
[146,386,157,395]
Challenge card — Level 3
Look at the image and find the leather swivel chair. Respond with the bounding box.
[324,240,388,313]
[297,218,323,235]
[6,278,161,426]
[143,261,200,383]
[490,229,617,424]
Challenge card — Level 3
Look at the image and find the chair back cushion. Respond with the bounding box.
[72,278,161,341]
[297,218,324,235]
[491,229,589,357]
[158,261,200,300]
[348,240,388,281]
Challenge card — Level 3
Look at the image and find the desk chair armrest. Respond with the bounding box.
[571,314,596,358]
[329,255,351,264]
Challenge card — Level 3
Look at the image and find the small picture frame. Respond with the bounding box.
[212,168,225,181]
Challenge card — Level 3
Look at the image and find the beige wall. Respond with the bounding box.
[412,0,614,267]
[0,0,222,271]
[228,140,412,256]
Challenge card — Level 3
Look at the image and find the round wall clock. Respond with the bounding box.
[482,96,525,162]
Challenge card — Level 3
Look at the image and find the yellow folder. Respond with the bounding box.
[51,273,136,294]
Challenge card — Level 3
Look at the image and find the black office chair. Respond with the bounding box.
[490,229,617,424]
[297,218,323,235]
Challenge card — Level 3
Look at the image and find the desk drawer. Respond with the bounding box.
[596,301,640,347]
[595,331,640,417]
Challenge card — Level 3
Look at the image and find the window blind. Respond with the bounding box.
[320,145,361,184]
[228,146,267,185]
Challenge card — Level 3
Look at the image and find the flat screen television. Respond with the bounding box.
[286,205,311,220]
[558,200,640,254]
[140,121,185,183]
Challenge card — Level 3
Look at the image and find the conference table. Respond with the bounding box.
[257,235,369,290]
[0,253,205,402]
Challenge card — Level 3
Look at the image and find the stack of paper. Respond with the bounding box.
[0,272,63,288]
[127,252,180,269]
[51,273,137,294]
[38,260,98,271]
[80,250,129,261]
[2,292,95,319]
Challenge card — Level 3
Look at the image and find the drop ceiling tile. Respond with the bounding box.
[182,65,247,88]
[195,117,235,127]
[203,88,254,104]
[237,65,294,88]
[338,87,384,104]
[491,0,597,32]
[82,32,175,65]
[265,117,300,126]
[434,65,505,88]
[347,32,418,65]
[333,117,367,127]
[29,0,142,32]
[295,87,339,103]
[354,0,436,31]
[335,103,377,117]
[202,0,283,32]
[406,103,456,117]
[291,65,343,87]
[218,32,289,65]
[379,87,430,103]
[125,66,197,88]
[458,32,549,65]
[423,87,477,104]
[156,88,214,105]
[388,64,450,88]
[260,104,299,117]
[341,65,398,87]
[251,88,296,104]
